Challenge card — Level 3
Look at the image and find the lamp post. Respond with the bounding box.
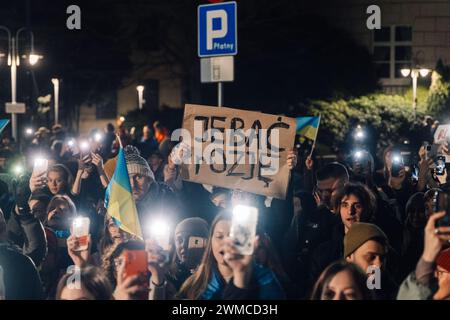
[136,85,144,110]
[401,67,430,121]
[51,78,59,125]
[0,26,41,141]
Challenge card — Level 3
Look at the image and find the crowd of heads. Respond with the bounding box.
[0,115,449,300]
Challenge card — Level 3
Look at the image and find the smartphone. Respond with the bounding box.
[435,191,450,227]
[188,236,206,249]
[435,155,446,176]
[79,140,91,157]
[122,249,148,279]
[230,205,258,255]
[72,217,90,251]
[391,156,403,177]
[33,158,48,177]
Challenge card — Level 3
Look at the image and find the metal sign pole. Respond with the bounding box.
[218,82,223,107]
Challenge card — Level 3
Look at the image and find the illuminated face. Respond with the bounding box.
[340,194,364,232]
[211,220,230,267]
[347,240,386,275]
[47,201,74,230]
[59,284,95,300]
[316,178,344,209]
[129,173,151,201]
[47,171,67,195]
[107,216,124,243]
[175,231,206,269]
[321,270,363,300]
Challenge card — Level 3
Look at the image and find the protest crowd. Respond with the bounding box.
[0,111,449,301]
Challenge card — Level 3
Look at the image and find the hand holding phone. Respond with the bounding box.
[72,217,90,251]
[391,155,404,177]
[230,205,258,255]
[121,249,148,279]
[435,155,446,176]
[33,158,48,177]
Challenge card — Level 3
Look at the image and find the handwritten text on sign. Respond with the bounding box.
[175,104,296,199]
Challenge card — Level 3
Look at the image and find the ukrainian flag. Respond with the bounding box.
[0,119,9,134]
[105,147,143,239]
[296,116,320,142]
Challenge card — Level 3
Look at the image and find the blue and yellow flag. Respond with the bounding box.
[0,119,10,134]
[105,147,143,239]
[296,116,320,142]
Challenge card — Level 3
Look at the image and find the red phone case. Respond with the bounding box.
[122,250,148,278]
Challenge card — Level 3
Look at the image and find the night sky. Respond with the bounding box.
[0,0,377,128]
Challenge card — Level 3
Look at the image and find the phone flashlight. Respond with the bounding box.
[354,150,363,159]
[148,219,171,250]
[392,155,401,163]
[12,164,24,176]
[94,132,103,142]
[67,139,75,147]
[231,204,259,255]
[25,128,33,136]
[79,140,90,152]
[355,131,364,139]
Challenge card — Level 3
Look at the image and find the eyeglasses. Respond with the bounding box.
[436,269,450,278]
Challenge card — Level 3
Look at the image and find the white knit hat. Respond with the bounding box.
[124,145,155,181]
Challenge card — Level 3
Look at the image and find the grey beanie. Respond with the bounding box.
[124,145,155,181]
[175,217,209,238]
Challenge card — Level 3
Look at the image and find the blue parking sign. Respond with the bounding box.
[198,1,237,57]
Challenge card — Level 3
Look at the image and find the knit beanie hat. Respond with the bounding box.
[124,145,155,180]
[344,222,388,258]
[437,248,450,273]
[175,217,209,238]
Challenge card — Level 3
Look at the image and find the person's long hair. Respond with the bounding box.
[55,266,114,300]
[311,261,374,300]
[177,211,231,300]
[98,214,131,257]
[101,239,144,288]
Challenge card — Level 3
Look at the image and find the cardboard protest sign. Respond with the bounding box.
[434,124,450,144]
[178,104,296,199]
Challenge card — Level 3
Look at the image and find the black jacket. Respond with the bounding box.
[308,222,345,289]
[0,242,44,299]
[6,210,47,266]
[282,194,339,299]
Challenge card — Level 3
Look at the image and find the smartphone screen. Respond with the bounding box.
[391,161,402,177]
[72,217,90,251]
[33,158,48,177]
[230,205,258,255]
[436,156,446,176]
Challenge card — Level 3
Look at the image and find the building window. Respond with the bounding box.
[373,26,412,79]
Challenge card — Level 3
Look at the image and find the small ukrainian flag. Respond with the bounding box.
[296,116,320,142]
[0,119,9,134]
[105,147,143,239]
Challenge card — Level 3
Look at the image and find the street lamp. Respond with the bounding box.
[51,78,60,125]
[0,26,41,141]
[136,85,145,110]
[401,67,431,120]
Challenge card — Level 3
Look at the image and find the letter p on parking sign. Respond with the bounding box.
[198,1,237,57]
